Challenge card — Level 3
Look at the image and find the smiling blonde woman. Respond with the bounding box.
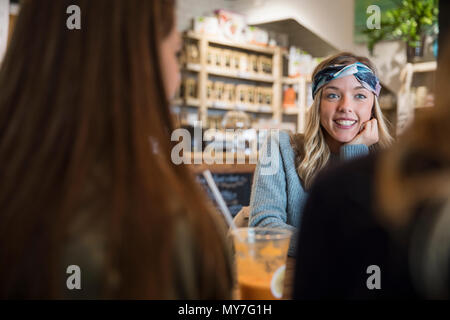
[249,52,394,256]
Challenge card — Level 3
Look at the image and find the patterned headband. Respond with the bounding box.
[312,62,381,99]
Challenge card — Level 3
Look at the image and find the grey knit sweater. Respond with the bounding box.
[249,131,369,256]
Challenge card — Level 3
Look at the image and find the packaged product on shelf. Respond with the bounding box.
[247,86,256,105]
[288,46,301,77]
[179,46,186,65]
[214,9,246,42]
[244,26,269,46]
[186,43,200,64]
[264,88,273,106]
[214,48,223,68]
[288,46,315,77]
[283,85,297,108]
[214,81,225,101]
[258,56,272,75]
[185,78,197,99]
[206,80,214,101]
[231,52,240,70]
[222,49,232,69]
[193,16,219,35]
[256,87,265,105]
[239,53,249,73]
[249,55,259,74]
[207,48,216,66]
[257,56,264,74]
[236,84,248,104]
[224,84,235,103]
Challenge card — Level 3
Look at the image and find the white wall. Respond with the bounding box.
[176,0,231,31]
[230,0,355,51]
[177,0,407,92]
[229,0,406,93]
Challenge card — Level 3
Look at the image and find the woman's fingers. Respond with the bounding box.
[369,119,379,144]
[347,119,379,147]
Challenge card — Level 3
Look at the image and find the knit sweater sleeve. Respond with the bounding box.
[248,132,297,252]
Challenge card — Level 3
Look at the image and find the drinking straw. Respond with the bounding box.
[202,170,240,236]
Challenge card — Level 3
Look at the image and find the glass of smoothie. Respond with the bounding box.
[231,227,292,300]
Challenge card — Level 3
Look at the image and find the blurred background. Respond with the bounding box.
[0,0,446,216]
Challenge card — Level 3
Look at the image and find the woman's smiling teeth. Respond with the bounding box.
[334,119,357,127]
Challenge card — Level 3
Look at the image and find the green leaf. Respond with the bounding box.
[364,0,438,53]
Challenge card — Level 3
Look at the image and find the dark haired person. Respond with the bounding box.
[0,0,233,299]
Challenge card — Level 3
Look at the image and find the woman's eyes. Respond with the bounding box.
[326,93,367,100]
[326,93,339,99]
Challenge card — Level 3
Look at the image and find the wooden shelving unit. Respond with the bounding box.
[176,31,312,133]
[183,31,282,123]
[396,61,437,136]
[206,66,276,83]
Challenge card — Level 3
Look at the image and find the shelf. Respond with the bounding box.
[183,63,201,72]
[172,98,200,107]
[208,101,234,111]
[174,97,274,114]
[207,101,273,114]
[283,108,299,115]
[411,61,437,73]
[206,66,275,83]
[282,75,312,84]
[186,31,276,55]
[283,78,300,85]
[183,63,275,82]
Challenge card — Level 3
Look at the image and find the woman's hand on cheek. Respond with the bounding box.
[346,118,379,147]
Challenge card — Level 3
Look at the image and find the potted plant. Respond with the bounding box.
[364,0,439,62]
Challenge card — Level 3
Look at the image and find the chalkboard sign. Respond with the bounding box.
[197,172,253,217]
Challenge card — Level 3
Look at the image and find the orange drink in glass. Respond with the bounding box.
[231,227,292,300]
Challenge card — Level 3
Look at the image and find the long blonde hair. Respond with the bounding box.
[294,53,394,189]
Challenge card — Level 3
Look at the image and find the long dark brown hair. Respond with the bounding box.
[0,0,232,299]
